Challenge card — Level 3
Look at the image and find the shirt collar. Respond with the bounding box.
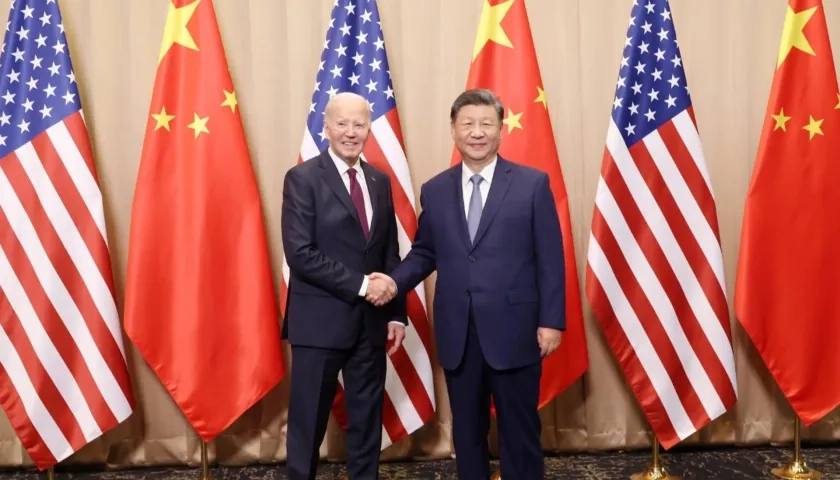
[328,147,363,177]
[462,155,498,186]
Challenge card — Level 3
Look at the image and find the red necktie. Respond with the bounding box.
[347,168,369,240]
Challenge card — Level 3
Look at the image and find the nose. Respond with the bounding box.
[469,127,485,138]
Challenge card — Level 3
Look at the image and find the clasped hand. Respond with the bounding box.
[365,272,396,306]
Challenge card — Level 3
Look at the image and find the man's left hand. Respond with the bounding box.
[537,327,562,357]
[387,323,406,355]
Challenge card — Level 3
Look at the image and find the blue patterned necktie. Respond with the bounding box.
[467,174,483,243]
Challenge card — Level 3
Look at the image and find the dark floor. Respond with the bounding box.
[1,446,837,479]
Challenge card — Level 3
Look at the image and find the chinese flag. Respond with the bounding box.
[735,0,840,425]
[124,0,284,440]
[458,0,589,409]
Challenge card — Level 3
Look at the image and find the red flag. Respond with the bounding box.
[123,0,284,441]
[459,0,589,409]
[585,0,737,449]
[0,0,134,469]
[735,0,840,424]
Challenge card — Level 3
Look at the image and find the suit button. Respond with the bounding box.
[465,289,471,296]
[468,255,475,262]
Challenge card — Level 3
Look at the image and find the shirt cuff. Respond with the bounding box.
[389,321,405,326]
[358,275,369,296]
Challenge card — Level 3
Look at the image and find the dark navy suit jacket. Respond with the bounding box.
[280,151,406,350]
[390,156,565,371]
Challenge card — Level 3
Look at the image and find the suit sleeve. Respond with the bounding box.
[391,184,437,295]
[384,177,408,325]
[533,173,566,330]
[281,167,365,303]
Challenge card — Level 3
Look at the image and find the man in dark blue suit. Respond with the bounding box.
[373,89,565,479]
[281,92,406,480]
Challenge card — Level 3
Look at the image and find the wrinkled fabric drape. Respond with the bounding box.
[2,0,840,469]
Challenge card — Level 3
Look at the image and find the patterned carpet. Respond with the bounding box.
[1,446,838,479]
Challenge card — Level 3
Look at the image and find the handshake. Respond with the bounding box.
[365,272,397,306]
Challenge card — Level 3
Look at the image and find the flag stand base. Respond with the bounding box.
[47,467,56,480]
[200,441,213,480]
[490,469,502,480]
[630,440,680,480]
[771,418,822,479]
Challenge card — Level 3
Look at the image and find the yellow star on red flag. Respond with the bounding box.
[472,0,514,60]
[777,5,817,67]
[159,0,200,62]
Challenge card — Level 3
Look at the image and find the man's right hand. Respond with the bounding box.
[365,272,396,306]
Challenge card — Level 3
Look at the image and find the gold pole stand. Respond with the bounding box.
[200,441,213,480]
[771,418,822,479]
[630,440,680,480]
[47,467,56,480]
[490,468,502,480]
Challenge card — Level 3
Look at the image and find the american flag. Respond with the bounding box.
[280,0,435,449]
[0,0,134,470]
[585,0,737,449]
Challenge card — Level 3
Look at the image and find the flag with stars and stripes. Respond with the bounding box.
[279,0,435,449]
[585,0,737,449]
[0,0,135,470]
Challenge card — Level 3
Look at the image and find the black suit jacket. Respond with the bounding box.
[281,150,406,349]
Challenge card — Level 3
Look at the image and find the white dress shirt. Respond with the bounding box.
[328,150,402,325]
[462,155,497,217]
[328,148,373,230]
[328,149,375,299]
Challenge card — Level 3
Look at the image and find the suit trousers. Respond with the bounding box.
[444,308,544,479]
[286,324,386,480]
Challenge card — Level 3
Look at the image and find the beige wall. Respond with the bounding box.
[2,0,840,468]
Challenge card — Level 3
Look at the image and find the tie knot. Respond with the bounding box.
[470,174,483,186]
[347,168,357,179]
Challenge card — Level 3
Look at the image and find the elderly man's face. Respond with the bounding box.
[324,97,371,163]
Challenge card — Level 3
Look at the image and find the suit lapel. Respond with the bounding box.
[451,167,472,252]
[320,153,361,227]
[361,162,380,245]
[471,159,513,250]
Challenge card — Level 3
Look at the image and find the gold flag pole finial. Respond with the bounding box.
[631,434,681,480]
[771,417,822,479]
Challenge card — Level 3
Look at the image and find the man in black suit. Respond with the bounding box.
[281,92,406,480]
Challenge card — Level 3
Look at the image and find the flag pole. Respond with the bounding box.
[47,467,56,480]
[200,440,213,480]
[770,417,822,479]
[491,469,501,480]
[630,432,680,480]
